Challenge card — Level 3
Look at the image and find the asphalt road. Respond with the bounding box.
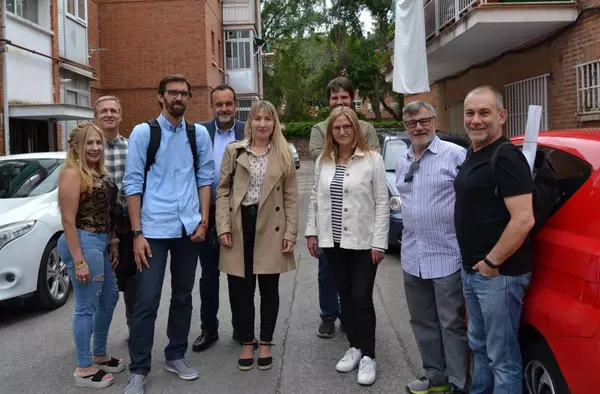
[0,160,421,394]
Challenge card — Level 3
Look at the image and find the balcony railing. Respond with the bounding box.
[424,0,573,39]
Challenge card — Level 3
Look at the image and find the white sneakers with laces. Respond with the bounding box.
[336,348,377,385]
[357,356,377,386]
[336,347,362,372]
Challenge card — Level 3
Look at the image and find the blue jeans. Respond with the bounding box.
[58,229,119,368]
[462,269,532,394]
[318,252,340,321]
[128,236,198,376]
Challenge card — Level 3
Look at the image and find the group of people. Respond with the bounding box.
[304,80,534,394]
[55,71,534,394]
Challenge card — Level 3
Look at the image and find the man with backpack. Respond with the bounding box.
[123,75,214,394]
[192,84,248,352]
[454,86,536,394]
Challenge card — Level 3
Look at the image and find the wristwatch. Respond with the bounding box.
[132,230,143,238]
[484,257,501,269]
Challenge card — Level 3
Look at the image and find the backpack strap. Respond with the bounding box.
[465,145,474,160]
[144,119,162,195]
[490,140,514,197]
[186,121,199,175]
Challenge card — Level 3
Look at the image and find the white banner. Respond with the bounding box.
[393,0,430,94]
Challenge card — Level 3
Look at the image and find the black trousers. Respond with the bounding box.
[323,244,378,358]
[228,204,280,343]
[115,231,137,327]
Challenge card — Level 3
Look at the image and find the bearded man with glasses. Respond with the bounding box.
[396,101,470,394]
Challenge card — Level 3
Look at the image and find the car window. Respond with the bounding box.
[383,139,411,171]
[0,159,64,199]
[543,148,593,213]
[513,145,592,214]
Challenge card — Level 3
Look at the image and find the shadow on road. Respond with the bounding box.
[0,301,56,327]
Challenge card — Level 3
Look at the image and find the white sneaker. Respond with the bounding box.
[357,356,376,386]
[336,347,362,372]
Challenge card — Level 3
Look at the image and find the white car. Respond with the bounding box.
[0,152,71,309]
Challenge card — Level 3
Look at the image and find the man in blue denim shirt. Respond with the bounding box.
[123,75,214,394]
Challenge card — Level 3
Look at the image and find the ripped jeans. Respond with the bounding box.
[58,229,119,368]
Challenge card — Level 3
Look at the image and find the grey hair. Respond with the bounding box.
[402,101,436,119]
[465,85,504,110]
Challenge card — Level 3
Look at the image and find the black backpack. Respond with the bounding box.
[489,141,560,234]
[143,118,198,194]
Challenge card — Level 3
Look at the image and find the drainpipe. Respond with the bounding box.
[1,0,9,155]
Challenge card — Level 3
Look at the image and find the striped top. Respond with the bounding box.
[395,136,467,279]
[330,164,346,243]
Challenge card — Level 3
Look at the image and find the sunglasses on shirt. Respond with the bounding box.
[404,160,420,183]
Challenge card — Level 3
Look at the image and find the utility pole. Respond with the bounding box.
[1,0,9,155]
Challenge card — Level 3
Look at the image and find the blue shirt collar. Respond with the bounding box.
[157,113,185,132]
[215,120,235,135]
[407,135,441,159]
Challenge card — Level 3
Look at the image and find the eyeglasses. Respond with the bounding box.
[404,160,420,183]
[404,117,434,129]
[332,124,353,133]
[166,90,191,98]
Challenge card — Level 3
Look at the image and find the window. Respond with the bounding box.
[447,101,466,135]
[576,60,600,115]
[237,99,255,121]
[211,31,215,58]
[504,74,549,139]
[67,0,87,21]
[382,139,410,171]
[61,70,90,107]
[354,100,362,110]
[542,148,592,214]
[225,30,252,70]
[0,159,63,199]
[7,0,38,24]
[218,39,222,67]
[513,145,592,216]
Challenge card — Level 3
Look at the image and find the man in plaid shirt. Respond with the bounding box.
[94,95,137,335]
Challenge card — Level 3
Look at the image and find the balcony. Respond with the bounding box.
[223,0,255,26]
[424,0,578,82]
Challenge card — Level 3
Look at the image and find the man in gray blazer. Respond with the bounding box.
[192,84,247,352]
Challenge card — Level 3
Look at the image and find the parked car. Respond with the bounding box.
[289,143,300,169]
[378,130,470,249]
[0,152,70,309]
[511,130,600,394]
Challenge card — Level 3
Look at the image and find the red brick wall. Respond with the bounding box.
[206,0,224,96]
[405,83,449,128]
[96,0,213,136]
[88,0,102,105]
[407,11,600,132]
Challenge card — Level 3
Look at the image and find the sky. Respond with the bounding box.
[359,9,375,35]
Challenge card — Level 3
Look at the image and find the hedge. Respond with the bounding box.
[283,121,404,139]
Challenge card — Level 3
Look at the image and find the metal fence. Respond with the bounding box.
[504,74,549,138]
[576,60,600,114]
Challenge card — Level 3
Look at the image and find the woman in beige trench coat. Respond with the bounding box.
[215,100,299,372]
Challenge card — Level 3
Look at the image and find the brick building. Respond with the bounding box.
[395,0,600,137]
[0,0,264,155]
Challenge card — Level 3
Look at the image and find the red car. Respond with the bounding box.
[511,130,600,394]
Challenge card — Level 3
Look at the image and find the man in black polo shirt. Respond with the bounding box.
[454,85,535,394]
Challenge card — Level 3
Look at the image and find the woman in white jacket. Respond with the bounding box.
[305,106,389,386]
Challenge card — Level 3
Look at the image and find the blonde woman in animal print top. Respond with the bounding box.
[57,123,125,389]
